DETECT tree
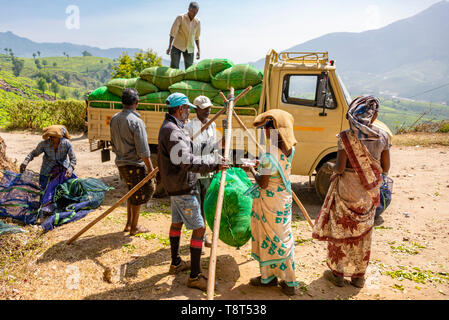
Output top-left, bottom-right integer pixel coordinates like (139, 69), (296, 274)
(34, 59), (42, 70)
(50, 80), (59, 99)
(37, 51), (41, 57)
(111, 49), (162, 79)
(63, 72), (71, 86)
(12, 58), (24, 76)
(73, 89), (81, 100)
(60, 88), (68, 100)
(82, 50), (92, 57)
(32, 53), (36, 60)
(36, 70), (51, 83)
(42, 60), (48, 70)
(37, 77), (47, 96)
(53, 62), (57, 67)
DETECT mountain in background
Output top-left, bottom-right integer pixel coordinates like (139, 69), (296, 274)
(0, 31), (177, 67)
(251, 1), (449, 104)
(0, 31), (143, 59)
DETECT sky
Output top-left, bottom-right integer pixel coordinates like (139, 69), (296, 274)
(0, 0), (444, 63)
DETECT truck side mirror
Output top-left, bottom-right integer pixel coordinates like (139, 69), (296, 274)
(317, 73), (328, 116)
(316, 77), (327, 108)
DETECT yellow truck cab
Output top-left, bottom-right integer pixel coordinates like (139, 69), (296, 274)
(87, 50), (391, 200)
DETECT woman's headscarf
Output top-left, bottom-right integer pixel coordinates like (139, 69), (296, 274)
(253, 109), (297, 151)
(42, 125), (71, 140)
(346, 95), (380, 141)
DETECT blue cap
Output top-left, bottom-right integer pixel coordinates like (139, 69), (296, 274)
(165, 92), (196, 109)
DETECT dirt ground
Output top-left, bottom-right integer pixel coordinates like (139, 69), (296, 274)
(1, 130), (449, 300)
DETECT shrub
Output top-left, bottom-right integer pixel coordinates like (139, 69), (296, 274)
(4, 99), (86, 131)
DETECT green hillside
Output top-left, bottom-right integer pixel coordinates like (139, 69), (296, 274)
(377, 98), (449, 132)
(0, 54), (116, 94)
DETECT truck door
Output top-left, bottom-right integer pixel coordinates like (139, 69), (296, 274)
(278, 72), (343, 175)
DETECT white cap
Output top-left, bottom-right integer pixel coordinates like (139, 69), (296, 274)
(193, 96), (213, 109)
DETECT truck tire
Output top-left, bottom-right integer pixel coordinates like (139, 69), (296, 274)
(314, 159), (336, 202)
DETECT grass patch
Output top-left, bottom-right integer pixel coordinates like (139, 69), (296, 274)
(374, 226), (393, 230)
(122, 243), (136, 254)
(393, 133), (449, 147)
(384, 266), (449, 284)
(390, 242), (426, 255)
(135, 232), (170, 247)
(295, 238), (313, 246)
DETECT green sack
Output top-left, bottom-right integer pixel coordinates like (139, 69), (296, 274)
(211, 64), (263, 90)
(213, 84), (262, 107)
(140, 66), (185, 90)
(169, 80), (219, 102)
(139, 91), (171, 104)
(204, 167), (253, 248)
(88, 86), (122, 109)
(184, 58), (234, 82)
(106, 78), (159, 97)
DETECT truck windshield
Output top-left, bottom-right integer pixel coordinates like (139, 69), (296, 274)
(337, 73), (352, 106)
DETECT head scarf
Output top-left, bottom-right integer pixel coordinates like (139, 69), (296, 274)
(253, 109), (297, 151)
(42, 125), (71, 140)
(346, 95), (380, 141)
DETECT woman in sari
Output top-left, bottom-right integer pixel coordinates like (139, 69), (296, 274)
(20, 125), (77, 213)
(312, 95), (390, 288)
(244, 109), (298, 296)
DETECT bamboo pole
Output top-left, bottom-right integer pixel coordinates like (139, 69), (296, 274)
(192, 107), (227, 140)
(207, 88), (235, 300)
(66, 167), (159, 245)
(231, 109), (314, 229)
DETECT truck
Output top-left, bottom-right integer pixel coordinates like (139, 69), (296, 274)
(86, 50), (392, 200)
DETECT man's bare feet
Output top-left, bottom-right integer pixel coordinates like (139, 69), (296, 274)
(124, 225), (131, 232)
(130, 226), (150, 236)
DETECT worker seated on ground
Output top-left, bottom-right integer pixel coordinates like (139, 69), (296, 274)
(20, 125), (77, 213)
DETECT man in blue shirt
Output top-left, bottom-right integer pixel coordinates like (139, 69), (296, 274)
(110, 88), (155, 236)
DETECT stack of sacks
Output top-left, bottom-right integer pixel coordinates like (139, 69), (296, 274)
(88, 58), (264, 111)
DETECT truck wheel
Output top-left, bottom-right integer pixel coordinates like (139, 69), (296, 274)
(314, 159), (336, 202)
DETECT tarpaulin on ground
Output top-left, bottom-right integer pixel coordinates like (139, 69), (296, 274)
(0, 221), (24, 235)
(41, 177), (113, 231)
(0, 171), (42, 224)
(0, 170), (113, 230)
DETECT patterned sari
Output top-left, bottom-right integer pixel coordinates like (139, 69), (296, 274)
(312, 130), (382, 278)
(246, 147), (298, 287)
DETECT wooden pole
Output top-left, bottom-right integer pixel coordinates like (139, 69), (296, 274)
(231, 110), (314, 229)
(192, 106), (227, 140)
(66, 167), (159, 245)
(207, 88), (235, 300)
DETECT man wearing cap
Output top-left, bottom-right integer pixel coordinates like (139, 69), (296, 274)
(158, 92), (227, 291)
(184, 96), (217, 248)
(167, 2), (201, 70)
(110, 88), (156, 236)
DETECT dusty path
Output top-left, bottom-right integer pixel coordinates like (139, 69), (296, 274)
(1, 130), (449, 300)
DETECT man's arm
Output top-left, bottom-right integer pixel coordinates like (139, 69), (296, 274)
(167, 16), (181, 54)
(195, 22), (201, 59)
(166, 129), (218, 175)
(133, 121), (151, 164)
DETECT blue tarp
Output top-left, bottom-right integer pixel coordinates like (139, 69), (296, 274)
(0, 170), (113, 231)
